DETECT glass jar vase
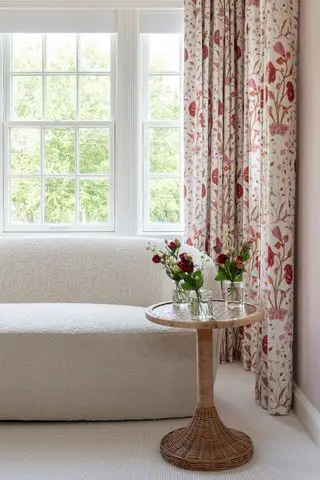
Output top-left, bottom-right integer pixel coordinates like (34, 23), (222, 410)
(172, 282), (189, 310)
(189, 289), (214, 320)
(222, 281), (244, 308)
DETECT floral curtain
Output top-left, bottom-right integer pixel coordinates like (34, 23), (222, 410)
(184, 0), (298, 414)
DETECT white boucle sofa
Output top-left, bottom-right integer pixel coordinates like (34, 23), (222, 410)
(0, 236), (219, 421)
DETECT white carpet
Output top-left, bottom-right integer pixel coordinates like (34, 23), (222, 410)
(0, 363), (319, 480)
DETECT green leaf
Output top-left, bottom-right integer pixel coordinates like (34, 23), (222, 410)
(234, 273), (243, 282)
(215, 270), (229, 281)
(189, 270), (202, 289)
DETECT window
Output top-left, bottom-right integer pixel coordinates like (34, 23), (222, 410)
(4, 33), (114, 230)
(141, 34), (183, 232)
(0, 8), (184, 235)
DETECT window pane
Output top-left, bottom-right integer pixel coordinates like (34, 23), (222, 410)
(45, 179), (75, 224)
(79, 128), (109, 174)
(12, 34), (42, 72)
(10, 128), (40, 175)
(79, 34), (110, 71)
(45, 128), (75, 174)
(149, 75), (180, 120)
(149, 127), (180, 174)
(46, 34), (76, 72)
(46, 76), (76, 120)
(12, 76), (42, 120)
(10, 178), (41, 224)
(149, 178), (180, 224)
(79, 179), (109, 224)
(79, 76), (110, 120)
(149, 34), (180, 73)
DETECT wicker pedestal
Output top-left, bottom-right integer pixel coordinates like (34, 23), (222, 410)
(146, 301), (262, 472)
(160, 406), (253, 470)
(160, 330), (253, 471)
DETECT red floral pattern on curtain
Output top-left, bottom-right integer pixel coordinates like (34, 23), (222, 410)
(184, 0), (298, 414)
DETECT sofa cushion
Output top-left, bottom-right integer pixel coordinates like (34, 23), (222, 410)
(0, 303), (197, 420)
(0, 303), (176, 334)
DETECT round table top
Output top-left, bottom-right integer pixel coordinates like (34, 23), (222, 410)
(145, 300), (263, 330)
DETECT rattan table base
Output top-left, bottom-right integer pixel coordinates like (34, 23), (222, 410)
(160, 404), (253, 471)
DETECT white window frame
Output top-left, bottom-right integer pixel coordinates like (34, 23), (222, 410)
(0, 6), (184, 236)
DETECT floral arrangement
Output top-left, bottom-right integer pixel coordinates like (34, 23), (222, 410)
(213, 234), (251, 283)
(147, 239), (206, 297)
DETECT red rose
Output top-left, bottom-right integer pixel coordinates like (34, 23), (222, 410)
(168, 241), (177, 251)
(184, 263), (194, 273)
(218, 99), (223, 116)
(177, 260), (194, 273)
(188, 101), (196, 117)
(284, 264), (293, 285)
(268, 245), (275, 267)
(243, 166), (249, 182)
(236, 45), (242, 59)
(267, 61), (276, 84)
(152, 254), (161, 264)
(262, 335), (268, 355)
(215, 253), (227, 265)
(236, 183), (243, 198)
(235, 255), (243, 270)
(286, 81), (294, 103)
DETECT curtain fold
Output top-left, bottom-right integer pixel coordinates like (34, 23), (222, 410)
(184, 0), (298, 414)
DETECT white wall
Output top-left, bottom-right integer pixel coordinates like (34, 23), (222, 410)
(296, 0), (320, 412)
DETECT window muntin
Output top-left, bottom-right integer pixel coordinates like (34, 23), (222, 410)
(141, 33), (184, 232)
(4, 33), (114, 230)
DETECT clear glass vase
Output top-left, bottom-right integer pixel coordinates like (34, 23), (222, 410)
(222, 281), (244, 308)
(189, 289), (214, 320)
(172, 282), (189, 310)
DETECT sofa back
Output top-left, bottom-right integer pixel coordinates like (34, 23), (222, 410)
(0, 236), (219, 307)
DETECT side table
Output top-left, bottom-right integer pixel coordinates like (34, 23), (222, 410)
(145, 300), (263, 471)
